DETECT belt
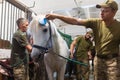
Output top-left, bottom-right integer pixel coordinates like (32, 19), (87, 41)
(96, 53), (118, 59)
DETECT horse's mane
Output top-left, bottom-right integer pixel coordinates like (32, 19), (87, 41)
(48, 21), (62, 54)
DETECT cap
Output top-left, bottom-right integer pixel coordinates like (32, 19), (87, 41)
(96, 0), (118, 10)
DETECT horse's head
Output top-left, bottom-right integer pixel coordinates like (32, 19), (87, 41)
(29, 14), (52, 46)
(29, 14), (57, 58)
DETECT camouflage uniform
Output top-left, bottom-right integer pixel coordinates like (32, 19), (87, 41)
(11, 29), (29, 80)
(84, 18), (120, 80)
(75, 36), (93, 80)
(94, 56), (120, 80)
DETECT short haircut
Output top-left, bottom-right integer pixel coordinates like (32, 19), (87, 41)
(16, 18), (28, 27)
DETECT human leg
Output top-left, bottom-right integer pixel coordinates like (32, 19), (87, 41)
(94, 56), (120, 80)
(13, 65), (26, 80)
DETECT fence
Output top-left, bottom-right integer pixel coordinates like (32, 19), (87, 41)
(0, 0), (33, 48)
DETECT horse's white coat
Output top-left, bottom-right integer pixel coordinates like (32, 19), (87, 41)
(29, 15), (69, 80)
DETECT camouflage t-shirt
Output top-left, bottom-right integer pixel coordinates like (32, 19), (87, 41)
(75, 36), (93, 59)
(84, 18), (120, 55)
(11, 29), (29, 65)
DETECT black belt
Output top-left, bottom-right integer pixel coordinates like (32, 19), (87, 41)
(96, 53), (118, 59)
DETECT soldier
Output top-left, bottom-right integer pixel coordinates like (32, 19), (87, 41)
(10, 18), (32, 80)
(46, 0), (120, 80)
(70, 32), (93, 80)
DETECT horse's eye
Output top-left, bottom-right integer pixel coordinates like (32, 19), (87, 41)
(43, 28), (48, 32)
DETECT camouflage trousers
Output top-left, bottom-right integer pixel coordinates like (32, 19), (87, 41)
(13, 64), (29, 80)
(75, 58), (90, 80)
(94, 56), (120, 80)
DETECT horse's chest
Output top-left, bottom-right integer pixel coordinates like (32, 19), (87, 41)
(44, 53), (65, 67)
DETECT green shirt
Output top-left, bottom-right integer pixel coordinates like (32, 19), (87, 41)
(75, 36), (93, 59)
(84, 18), (120, 55)
(11, 29), (29, 65)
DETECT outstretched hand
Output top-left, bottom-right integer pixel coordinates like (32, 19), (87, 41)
(45, 14), (58, 20)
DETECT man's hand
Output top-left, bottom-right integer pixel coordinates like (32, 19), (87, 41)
(70, 53), (74, 59)
(45, 14), (58, 20)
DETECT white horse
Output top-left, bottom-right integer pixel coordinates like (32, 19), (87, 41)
(29, 14), (69, 80)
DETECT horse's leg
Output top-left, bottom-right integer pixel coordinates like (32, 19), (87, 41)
(45, 65), (54, 80)
(44, 56), (54, 80)
(57, 64), (66, 80)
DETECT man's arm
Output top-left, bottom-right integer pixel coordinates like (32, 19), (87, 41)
(88, 50), (92, 60)
(70, 39), (77, 59)
(46, 14), (87, 25)
(26, 44), (32, 53)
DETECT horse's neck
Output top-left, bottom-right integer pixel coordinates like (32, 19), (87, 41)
(49, 21), (63, 54)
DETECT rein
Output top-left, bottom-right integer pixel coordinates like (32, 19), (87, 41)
(53, 53), (88, 67)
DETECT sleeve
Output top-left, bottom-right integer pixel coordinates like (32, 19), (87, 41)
(89, 41), (94, 50)
(83, 18), (99, 29)
(14, 33), (29, 47)
(76, 36), (82, 43)
(75, 36), (82, 48)
(19, 34), (29, 47)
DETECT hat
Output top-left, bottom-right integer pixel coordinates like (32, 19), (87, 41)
(96, 0), (118, 10)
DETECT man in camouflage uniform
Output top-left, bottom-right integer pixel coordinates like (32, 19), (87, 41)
(70, 32), (93, 80)
(10, 18), (32, 80)
(46, 0), (120, 80)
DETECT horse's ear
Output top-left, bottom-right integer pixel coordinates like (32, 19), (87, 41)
(31, 12), (37, 18)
